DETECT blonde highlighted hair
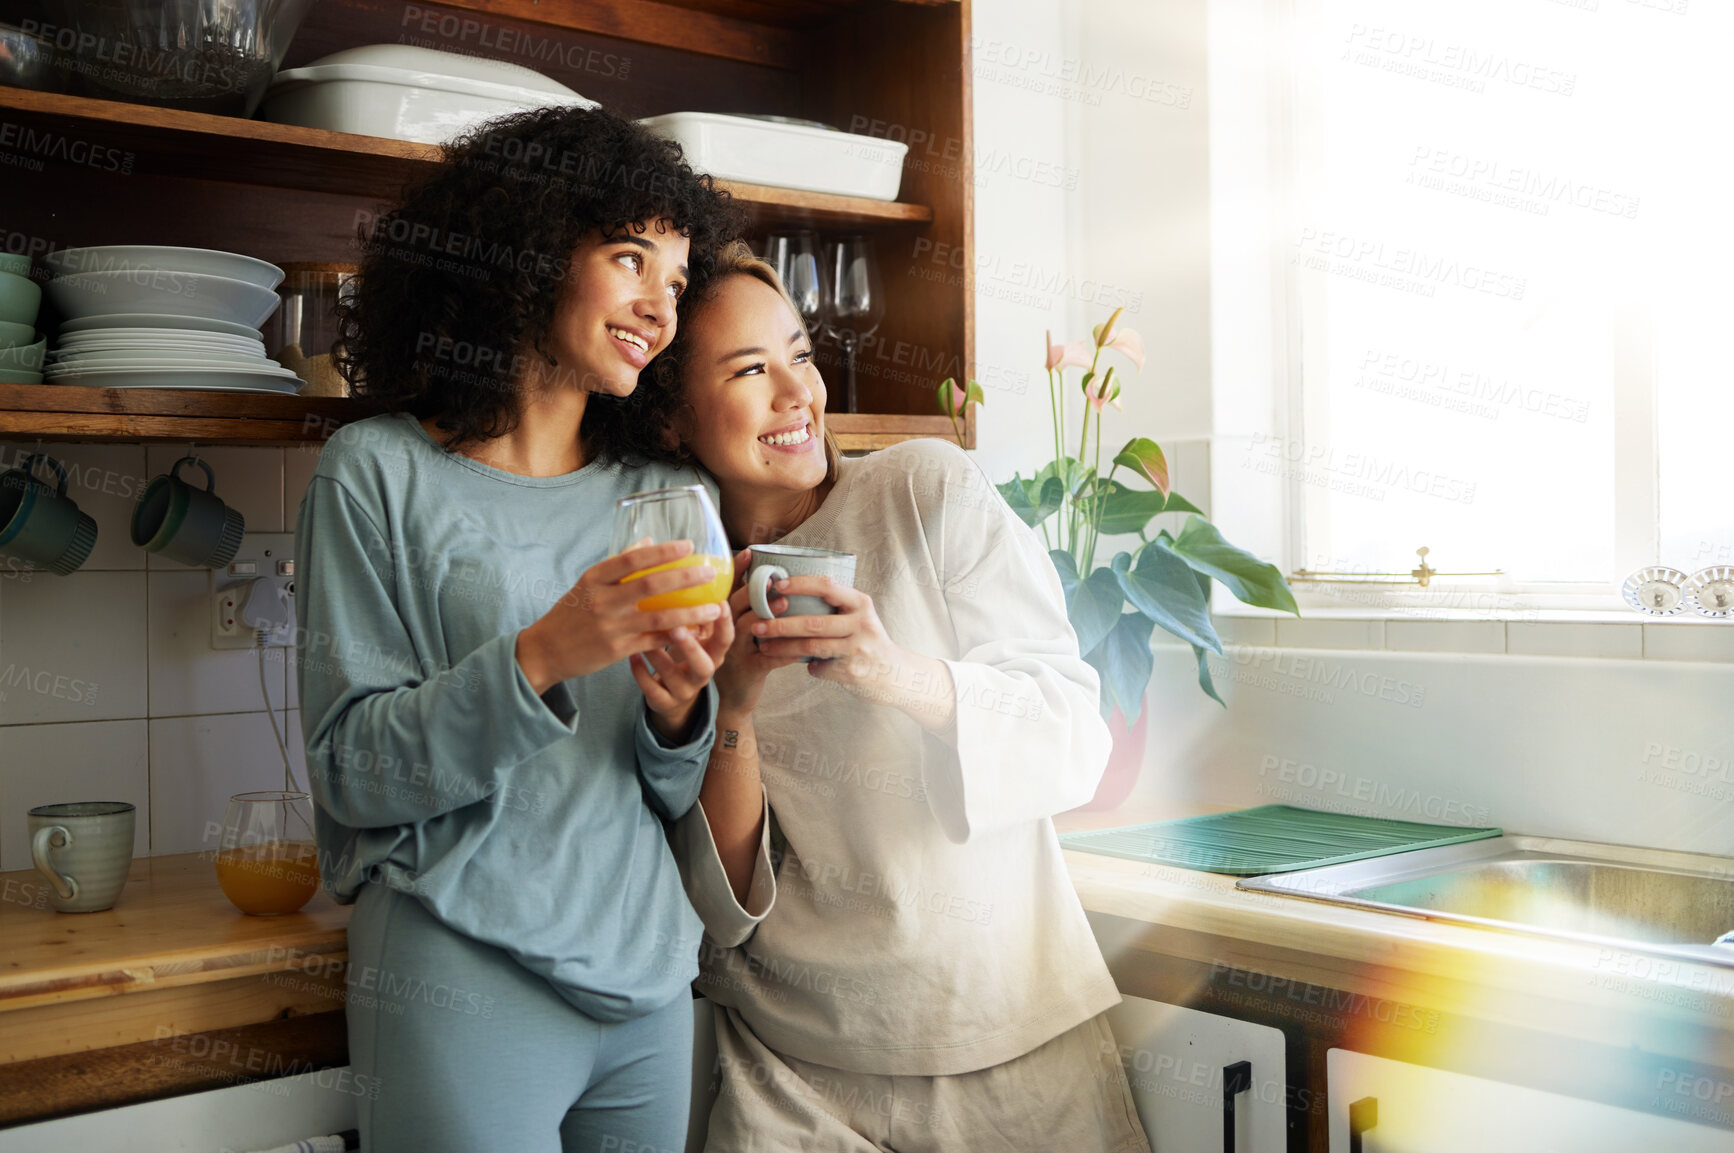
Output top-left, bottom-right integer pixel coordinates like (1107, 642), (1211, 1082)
(647, 239), (843, 483)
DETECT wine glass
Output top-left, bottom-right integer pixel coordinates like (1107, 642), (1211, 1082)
(611, 485), (732, 610)
(764, 232), (827, 335)
(213, 791), (319, 916)
(822, 236), (885, 413)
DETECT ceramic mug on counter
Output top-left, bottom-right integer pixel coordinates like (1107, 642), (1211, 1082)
(28, 802), (136, 913)
(131, 456), (245, 568)
(0, 454), (99, 576)
(746, 545), (857, 663)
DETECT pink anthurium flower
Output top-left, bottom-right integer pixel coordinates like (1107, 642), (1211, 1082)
(1105, 327), (1145, 372)
(1083, 366), (1122, 412)
(1046, 332), (1092, 372)
(943, 378), (966, 416)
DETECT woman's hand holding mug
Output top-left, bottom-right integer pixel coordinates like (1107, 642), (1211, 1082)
(748, 568), (958, 737)
(714, 548), (804, 715)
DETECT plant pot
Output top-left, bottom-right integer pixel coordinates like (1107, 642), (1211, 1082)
(1075, 706), (1147, 811)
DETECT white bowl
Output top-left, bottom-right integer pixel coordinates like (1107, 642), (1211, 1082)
(44, 247), (285, 291)
(45, 270), (280, 328)
(58, 314), (265, 339)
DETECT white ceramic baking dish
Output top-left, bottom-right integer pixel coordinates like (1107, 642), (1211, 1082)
(262, 44), (595, 145)
(637, 112), (907, 201)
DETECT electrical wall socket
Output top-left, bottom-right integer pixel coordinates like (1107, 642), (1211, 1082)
(211, 532), (297, 650)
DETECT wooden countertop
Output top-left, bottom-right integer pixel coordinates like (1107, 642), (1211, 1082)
(0, 853), (350, 1015)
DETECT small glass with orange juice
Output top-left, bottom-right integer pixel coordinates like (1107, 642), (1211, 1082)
(214, 791), (321, 916)
(612, 486), (733, 611)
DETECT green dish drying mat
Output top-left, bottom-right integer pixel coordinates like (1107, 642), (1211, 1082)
(1059, 805), (1502, 876)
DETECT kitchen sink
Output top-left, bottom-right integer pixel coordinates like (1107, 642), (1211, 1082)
(1237, 835), (1734, 966)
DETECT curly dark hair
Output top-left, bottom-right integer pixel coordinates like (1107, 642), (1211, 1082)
(335, 105), (742, 453)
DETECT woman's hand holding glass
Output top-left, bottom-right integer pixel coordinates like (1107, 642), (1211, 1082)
(515, 541), (731, 725)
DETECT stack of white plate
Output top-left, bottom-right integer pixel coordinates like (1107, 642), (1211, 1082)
(42, 246), (301, 394)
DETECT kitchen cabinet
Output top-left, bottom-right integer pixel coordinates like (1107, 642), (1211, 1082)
(0, 1067), (360, 1153)
(1326, 1048), (1734, 1153)
(1108, 995), (1287, 1153)
(3, 0), (973, 450)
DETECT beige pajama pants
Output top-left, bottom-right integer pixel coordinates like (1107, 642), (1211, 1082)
(700, 1005), (1153, 1153)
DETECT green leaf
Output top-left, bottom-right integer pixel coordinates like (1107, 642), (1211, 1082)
(1085, 610), (1158, 722)
(1162, 492), (1205, 516)
(965, 380), (986, 406)
(1036, 457), (1094, 498)
(1068, 566), (1125, 656)
(1191, 642), (1227, 707)
(1034, 476), (1064, 525)
(1049, 549), (1081, 600)
(1097, 481), (1168, 536)
(997, 475), (1064, 529)
(1168, 516), (1300, 615)
(997, 475), (1035, 524)
(1112, 544), (1222, 654)
(1113, 437), (1170, 497)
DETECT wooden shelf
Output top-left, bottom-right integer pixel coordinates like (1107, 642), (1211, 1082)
(0, 385), (956, 449)
(0, 384), (362, 445)
(0, 88), (931, 228)
(828, 412), (960, 452)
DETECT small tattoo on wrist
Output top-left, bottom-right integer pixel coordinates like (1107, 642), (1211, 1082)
(722, 729), (739, 749)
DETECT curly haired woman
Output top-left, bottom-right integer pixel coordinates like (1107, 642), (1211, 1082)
(294, 107), (741, 1152)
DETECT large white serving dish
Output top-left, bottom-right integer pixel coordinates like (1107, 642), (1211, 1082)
(262, 44), (597, 145)
(637, 112), (908, 201)
(43, 247), (284, 291)
(45, 270), (280, 328)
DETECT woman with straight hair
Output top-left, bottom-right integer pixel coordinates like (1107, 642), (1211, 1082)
(635, 242), (1151, 1152)
(296, 106), (741, 1152)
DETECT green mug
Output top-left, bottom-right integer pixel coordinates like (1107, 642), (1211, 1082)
(0, 454), (98, 575)
(131, 456), (246, 568)
(29, 802), (136, 913)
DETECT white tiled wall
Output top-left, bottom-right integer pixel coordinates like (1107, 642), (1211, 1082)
(0, 444), (316, 870)
(1134, 639), (1734, 857)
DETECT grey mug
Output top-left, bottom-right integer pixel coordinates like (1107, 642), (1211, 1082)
(0, 454), (98, 575)
(131, 456), (245, 568)
(29, 801), (136, 913)
(746, 545), (857, 663)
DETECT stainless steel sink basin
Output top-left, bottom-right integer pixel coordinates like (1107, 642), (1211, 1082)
(1237, 835), (1734, 965)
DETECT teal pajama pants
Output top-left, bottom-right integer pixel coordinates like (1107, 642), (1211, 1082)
(345, 882), (693, 1153)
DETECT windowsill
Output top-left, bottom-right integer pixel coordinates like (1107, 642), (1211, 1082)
(1191, 604), (1734, 663)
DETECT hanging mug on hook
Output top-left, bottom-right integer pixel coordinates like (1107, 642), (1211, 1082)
(131, 456), (245, 568)
(0, 453), (99, 575)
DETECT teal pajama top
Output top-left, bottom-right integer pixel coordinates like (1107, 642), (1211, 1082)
(294, 413), (717, 1023)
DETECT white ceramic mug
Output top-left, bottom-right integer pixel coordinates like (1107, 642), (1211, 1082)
(28, 802), (135, 913)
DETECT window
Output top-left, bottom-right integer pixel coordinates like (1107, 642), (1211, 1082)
(1217, 0), (1732, 612)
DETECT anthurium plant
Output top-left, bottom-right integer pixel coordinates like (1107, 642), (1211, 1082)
(939, 308), (1298, 720)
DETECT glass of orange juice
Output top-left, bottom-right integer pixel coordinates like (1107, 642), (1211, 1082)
(213, 791), (320, 916)
(612, 485), (733, 611)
